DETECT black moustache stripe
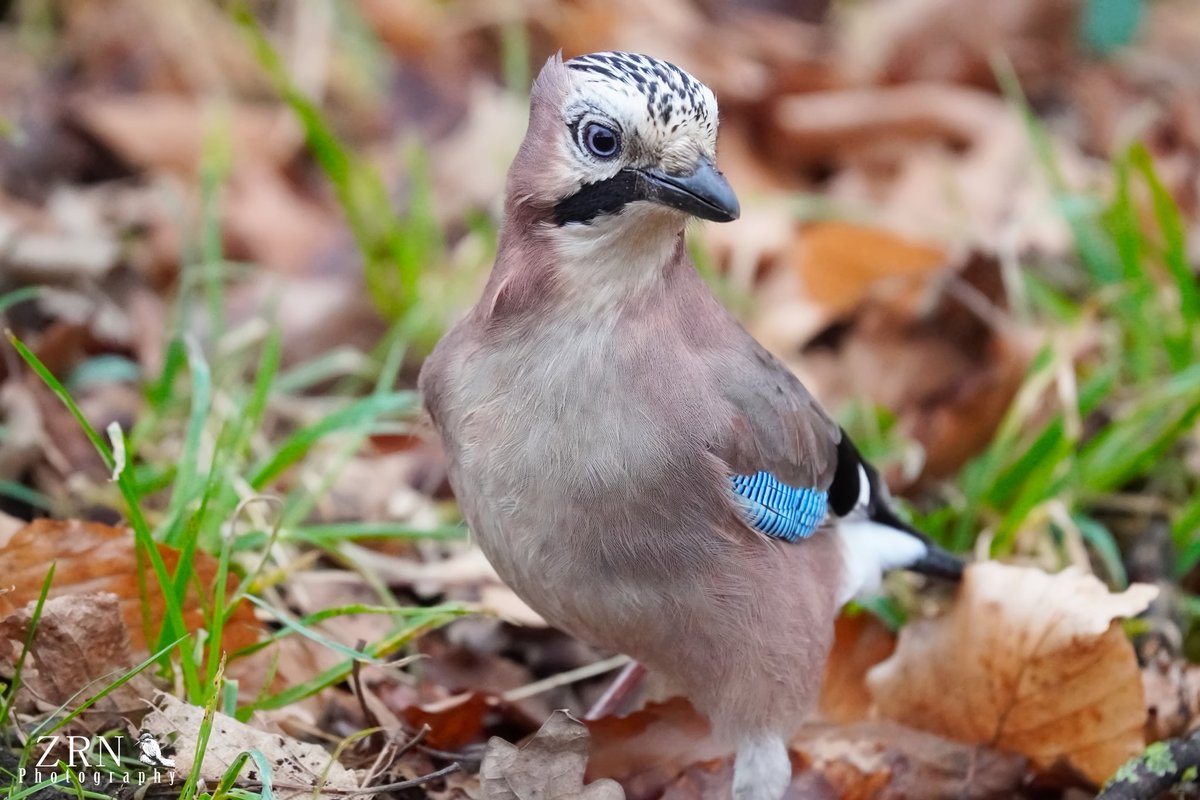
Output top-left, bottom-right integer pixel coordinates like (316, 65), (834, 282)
(553, 170), (643, 226)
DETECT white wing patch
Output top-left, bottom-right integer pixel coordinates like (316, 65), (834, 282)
(855, 463), (871, 508)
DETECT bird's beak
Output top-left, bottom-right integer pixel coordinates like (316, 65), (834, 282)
(632, 159), (740, 222)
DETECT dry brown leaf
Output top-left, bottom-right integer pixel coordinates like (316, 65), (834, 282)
(0, 519), (261, 657)
(224, 273), (386, 367)
(837, 0), (1080, 90)
(0, 510), (25, 544)
(771, 82), (1086, 257)
(221, 162), (338, 274)
(588, 698), (1024, 800)
(370, 546), (547, 627)
(771, 84), (1004, 163)
(586, 698), (725, 800)
(357, 0), (447, 59)
(403, 691), (493, 751)
(72, 95), (299, 176)
(792, 221), (947, 316)
(143, 693), (360, 799)
(793, 721), (1027, 800)
(661, 759), (835, 800)
(58, 0), (266, 94)
(1141, 644), (1200, 741)
(765, 253), (1033, 482)
(0, 592), (156, 717)
(482, 710), (625, 800)
(819, 612), (897, 725)
(867, 562), (1158, 784)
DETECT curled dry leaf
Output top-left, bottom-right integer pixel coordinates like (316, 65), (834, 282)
(482, 710), (625, 800)
(867, 562), (1159, 784)
(0, 592), (155, 717)
(837, 0), (1080, 90)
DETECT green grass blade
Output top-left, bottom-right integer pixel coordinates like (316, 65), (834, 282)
(179, 656), (225, 800)
(8, 333), (200, 697)
(1131, 144), (1198, 319)
(244, 595), (393, 665)
(0, 286), (40, 315)
(160, 337), (214, 545)
(0, 563), (54, 728)
(212, 750), (274, 800)
(247, 391), (415, 488)
(245, 608), (462, 712)
(233, 4), (424, 323)
(0, 479), (53, 511)
(290, 521), (467, 544)
(1073, 513), (1129, 588)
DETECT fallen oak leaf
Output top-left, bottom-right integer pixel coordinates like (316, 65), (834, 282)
(482, 710), (624, 800)
(867, 562), (1158, 784)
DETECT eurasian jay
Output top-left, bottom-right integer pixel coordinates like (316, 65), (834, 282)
(420, 51), (963, 800)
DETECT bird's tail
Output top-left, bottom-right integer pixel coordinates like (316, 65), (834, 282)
(868, 500), (964, 581)
(831, 429), (965, 594)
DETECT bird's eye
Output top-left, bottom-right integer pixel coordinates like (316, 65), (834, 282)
(581, 122), (620, 159)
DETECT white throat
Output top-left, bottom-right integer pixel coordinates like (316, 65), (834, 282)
(549, 205), (684, 312)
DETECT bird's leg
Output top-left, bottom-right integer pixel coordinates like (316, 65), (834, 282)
(584, 660), (646, 720)
(732, 735), (791, 800)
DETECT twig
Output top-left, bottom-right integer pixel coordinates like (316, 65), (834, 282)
(347, 763), (461, 795)
(230, 762), (461, 796)
(350, 642), (383, 737)
(1096, 732), (1200, 800)
(417, 741), (487, 764)
(502, 654), (630, 703)
(393, 724), (429, 760)
(585, 660), (646, 720)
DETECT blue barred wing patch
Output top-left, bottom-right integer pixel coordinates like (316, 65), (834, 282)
(730, 472), (828, 542)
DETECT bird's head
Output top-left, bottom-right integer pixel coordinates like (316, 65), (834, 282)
(507, 51), (739, 241)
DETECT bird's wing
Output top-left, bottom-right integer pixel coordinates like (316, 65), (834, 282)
(707, 335), (964, 581)
(713, 342), (842, 487)
(709, 339), (849, 541)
